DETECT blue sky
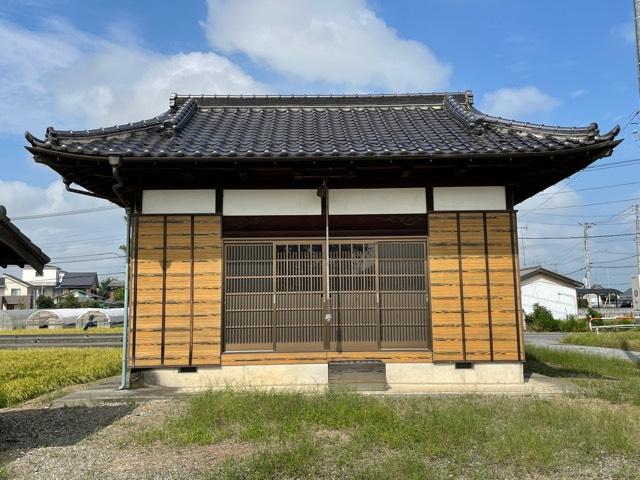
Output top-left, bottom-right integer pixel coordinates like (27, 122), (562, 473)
(0, 0), (639, 289)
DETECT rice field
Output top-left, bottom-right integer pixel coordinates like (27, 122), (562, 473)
(0, 348), (121, 408)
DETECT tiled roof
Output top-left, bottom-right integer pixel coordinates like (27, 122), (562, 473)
(520, 266), (583, 287)
(0, 206), (50, 272)
(25, 92), (620, 159)
(60, 272), (98, 288)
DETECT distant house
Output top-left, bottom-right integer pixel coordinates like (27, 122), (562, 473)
(0, 205), (50, 310)
(520, 266), (582, 319)
(60, 272), (99, 296)
(0, 274), (36, 310)
(106, 279), (124, 302)
(577, 285), (624, 308)
(22, 264), (63, 298)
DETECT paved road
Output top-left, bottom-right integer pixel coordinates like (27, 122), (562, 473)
(524, 332), (640, 363)
(0, 334), (121, 349)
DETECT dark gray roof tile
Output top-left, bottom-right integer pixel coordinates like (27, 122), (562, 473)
(26, 91), (620, 160)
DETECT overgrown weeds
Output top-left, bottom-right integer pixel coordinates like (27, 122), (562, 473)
(133, 356), (640, 479)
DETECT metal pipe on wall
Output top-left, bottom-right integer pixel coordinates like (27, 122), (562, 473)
(118, 208), (132, 390)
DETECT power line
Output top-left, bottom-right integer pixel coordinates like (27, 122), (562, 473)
(521, 232), (638, 240)
(11, 206), (119, 221)
(519, 211), (638, 218)
(520, 196), (640, 212)
(53, 255), (125, 265)
(49, 252), (123, 261)
(533, 180), (640, 197)
(585, 157), (640, 171)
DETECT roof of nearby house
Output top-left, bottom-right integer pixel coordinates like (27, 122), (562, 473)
(60, 272), (99, 288)
(577, 287), (624, 296)
(60, 272), (98, 288)
(1, 295), (31, 306)
(25, 91), (621, 206)
(108, 279), (125, 288)
(2, 273), (34, 288)
(0, 206), (50, 272)
(520, 266), (583, 288)
(54, 289), (102, 299)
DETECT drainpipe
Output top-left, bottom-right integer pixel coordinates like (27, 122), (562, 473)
(108, 155), (132, 390)
(109, 155), (128, 208)
(119, 208), (132, 390)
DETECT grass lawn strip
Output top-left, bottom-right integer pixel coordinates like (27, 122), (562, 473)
(561, 330), (640, 352)
(0, 347), (120, 407)
(131, 353), (640, 479)
(0, 327), (123, 335)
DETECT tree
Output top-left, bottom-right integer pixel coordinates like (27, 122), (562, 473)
(59, 294), (80, 309)
(114, 287), (125, 302)
(525, 303), (559, 332)
(36, 295), (55, 309)
(97, 278), (112, 299)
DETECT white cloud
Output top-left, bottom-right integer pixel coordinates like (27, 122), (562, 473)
(570, 89), (585, 99)
(0, 18), (266, 135)
(0, 179), (126, 277)
(479, 86), (560, 119)
(611, 21), (635, 44)
(203, 0), (451, 92)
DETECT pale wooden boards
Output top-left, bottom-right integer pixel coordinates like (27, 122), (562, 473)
(130, 215), (222, 367)
(429, 212), (522, 362)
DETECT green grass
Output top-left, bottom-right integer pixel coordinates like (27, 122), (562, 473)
(527, 345), (640, 406)
(0, 327), (123, 335)
(0, 348), (121, 408)
(562, 330), (640, 352)
(131, 349), (640, 478)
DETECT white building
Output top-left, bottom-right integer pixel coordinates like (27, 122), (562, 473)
(0, 274), (37, 309)
(520, 266), (582, 319)
(22, 265), (62, 298)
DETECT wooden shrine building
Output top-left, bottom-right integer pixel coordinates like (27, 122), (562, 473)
(26, 92), (620, 389)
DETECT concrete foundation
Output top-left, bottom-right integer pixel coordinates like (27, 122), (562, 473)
(139, 362), (524, 392)
(142, 364), (328, 391)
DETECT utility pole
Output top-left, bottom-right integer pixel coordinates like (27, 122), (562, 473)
(581, 223), (593, 288)
(635, 204), (640, 275)
(519, 225), (528, 267)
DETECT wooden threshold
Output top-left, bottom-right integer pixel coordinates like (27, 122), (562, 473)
(220, 350), (433, 366)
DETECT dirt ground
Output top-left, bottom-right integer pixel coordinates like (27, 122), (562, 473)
(0, 396), (252, 480)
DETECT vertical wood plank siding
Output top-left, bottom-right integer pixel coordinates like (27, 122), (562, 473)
(428, 211), (523, 362)
(130, 214), (222, 367)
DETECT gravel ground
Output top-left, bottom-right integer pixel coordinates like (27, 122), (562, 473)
(0, 399), (252, 480)
(1, 383), (639, 479)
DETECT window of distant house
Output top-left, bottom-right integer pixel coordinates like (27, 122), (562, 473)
(11, 288), (20, 295)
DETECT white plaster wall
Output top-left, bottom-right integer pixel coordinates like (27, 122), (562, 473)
(3, 276), (31, 296)
(433, 186), (506, 211)
(329, 188), (426, 215)
(224, 189), (321, 216)
(22, 266), (59, 286)
(521, 275), (578, 319)
(142, 189), (216, 214)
